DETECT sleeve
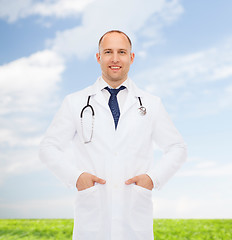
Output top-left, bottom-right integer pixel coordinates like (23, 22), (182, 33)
(146, 98), (187, 190)
(39, 95), (85, 188)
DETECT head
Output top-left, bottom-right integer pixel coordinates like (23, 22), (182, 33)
(96, 30), (135, 88)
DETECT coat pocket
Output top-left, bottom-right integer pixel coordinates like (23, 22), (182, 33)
(129, 184), (153, 231)
(74, 185), (101, 231)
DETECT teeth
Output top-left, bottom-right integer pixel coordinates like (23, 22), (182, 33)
(111, 66), (120, 69)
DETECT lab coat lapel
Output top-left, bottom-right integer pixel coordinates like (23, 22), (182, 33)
(120, 78), (144, 117)
(87, 78), (109, 111)
(93, 91), (109, 111)
(120, 90), (137, 117)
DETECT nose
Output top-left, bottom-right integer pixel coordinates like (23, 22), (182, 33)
(112, 52), (119, 63)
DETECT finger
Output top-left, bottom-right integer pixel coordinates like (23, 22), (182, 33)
(92, 175), (106, 184)
(125, 176), (138, 185)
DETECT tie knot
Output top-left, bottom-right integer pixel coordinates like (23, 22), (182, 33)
(105, 86), (126, 96)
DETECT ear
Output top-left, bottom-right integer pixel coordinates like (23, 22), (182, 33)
(96, 53), (101, 64)
(130, 52), (135, 64)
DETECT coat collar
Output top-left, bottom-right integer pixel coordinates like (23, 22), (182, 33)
(85, 77), (144, 115)
(86, 77), (144, 97)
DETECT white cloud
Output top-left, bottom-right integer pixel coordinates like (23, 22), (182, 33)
(0, 148), (43, 185)
(0, 50), (65, 184)
(0, 0), (184, 59)
(217, 84), (232, 110)
(0, 134), (77, 184)
(153, 195), (232, 218)
(225, 84), (232, 93)
(0, 49), (65, 114)
(0, 0), (95, 23)
(0, 195), (74, 218)
(0, 129), (41, 147)
(0, 0), (31, 23)
(132, 37), (232, 118)
(176, 158), (232, 177)
(50, 0), (183, 59)
(179, 163), (232, 177)
(32, 0), (95, 18)
(195, 161), (217, 169)
(135, 41), (232, 97)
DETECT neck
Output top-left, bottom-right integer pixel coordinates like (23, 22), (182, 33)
(102, 76), (127, 89)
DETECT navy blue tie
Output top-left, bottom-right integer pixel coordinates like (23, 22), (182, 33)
(105, 86), (126, 129)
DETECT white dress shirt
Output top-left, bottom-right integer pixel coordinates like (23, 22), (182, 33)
(98, 77), (129, 111)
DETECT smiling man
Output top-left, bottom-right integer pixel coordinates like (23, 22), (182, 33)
(39, 30), (187, 240)
(96, 31), (134, 87)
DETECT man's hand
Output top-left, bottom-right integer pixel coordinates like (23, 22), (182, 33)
(125, 174), (154, 190)
(76, 172), (106, 191)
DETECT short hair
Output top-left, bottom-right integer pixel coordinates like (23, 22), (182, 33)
(98, 30), (132, 51)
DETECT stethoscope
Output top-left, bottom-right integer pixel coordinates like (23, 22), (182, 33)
(80, 95), (146, 143)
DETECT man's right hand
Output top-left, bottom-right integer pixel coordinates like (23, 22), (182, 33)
(76, 172), (106, 191)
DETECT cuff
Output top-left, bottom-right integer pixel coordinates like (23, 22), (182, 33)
(146, 172), (161, 190)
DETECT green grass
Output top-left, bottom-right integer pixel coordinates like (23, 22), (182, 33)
(153, 219), (232, 240)
(0, 219), (231, 239)
(0, 219), (73, 240)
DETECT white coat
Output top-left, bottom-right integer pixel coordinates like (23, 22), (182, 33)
(39, 77), (187, 240)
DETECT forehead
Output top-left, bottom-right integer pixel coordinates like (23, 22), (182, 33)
(100, 32), (131, 50)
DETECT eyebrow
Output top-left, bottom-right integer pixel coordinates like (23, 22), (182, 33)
(103, 48), (128, 52)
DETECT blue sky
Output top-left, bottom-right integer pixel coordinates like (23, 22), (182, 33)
(0, 0), (232, 219)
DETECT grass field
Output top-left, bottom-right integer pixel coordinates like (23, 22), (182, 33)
(0, 219), (231, 239)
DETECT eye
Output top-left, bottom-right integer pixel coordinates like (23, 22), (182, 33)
(104, 50), (111, 54)
(120, 50), (126, 54)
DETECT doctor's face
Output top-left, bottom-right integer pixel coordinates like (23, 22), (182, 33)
(96, 32), (135, 88)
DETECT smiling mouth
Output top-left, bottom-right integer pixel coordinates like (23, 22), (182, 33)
(109, 66), (121, 70)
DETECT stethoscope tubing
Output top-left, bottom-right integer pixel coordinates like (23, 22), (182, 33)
(80, 96), (95, 118)
(80, 95), (146, 143)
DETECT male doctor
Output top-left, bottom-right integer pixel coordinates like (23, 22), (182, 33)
(39, 30), (187, 240)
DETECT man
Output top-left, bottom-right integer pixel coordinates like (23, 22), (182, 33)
(39, 30), (187, 240)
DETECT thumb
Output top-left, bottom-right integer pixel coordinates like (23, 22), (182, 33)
(92, 175), (106, 184)
(125, 176), (138, 185)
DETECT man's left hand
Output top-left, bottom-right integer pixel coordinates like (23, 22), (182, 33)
(125, 174), (154, 190)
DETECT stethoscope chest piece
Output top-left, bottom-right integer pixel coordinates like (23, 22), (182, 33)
(138, 106), (146, 116)
(138, 97), (146, 116)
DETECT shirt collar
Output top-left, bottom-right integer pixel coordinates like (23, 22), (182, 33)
(89, 76), (144, 97)
(99, 76), (129, 90)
